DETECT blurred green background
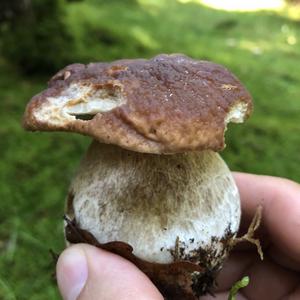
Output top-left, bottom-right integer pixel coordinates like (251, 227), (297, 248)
(0, 0), (299, 299)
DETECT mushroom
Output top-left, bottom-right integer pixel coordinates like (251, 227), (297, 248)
(23, 54), (253, 299)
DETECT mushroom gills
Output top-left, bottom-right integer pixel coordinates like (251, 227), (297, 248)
(68, 141), (241, 270)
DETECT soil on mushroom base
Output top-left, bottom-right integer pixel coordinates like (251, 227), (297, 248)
(64, 216), (235, 299)
(169, 226), (235, 297)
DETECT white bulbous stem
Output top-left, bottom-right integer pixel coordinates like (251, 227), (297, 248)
(67, 141), (241, 269)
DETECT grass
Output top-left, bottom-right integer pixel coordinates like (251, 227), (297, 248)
(0, 0), (300, 299)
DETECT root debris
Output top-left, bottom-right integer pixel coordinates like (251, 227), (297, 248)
(231, 205), (264, 260)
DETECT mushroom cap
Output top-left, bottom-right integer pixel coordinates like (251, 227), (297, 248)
(23, 54), (252, 154)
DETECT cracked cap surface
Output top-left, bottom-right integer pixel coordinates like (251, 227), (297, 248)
(23, 54), (253, 154)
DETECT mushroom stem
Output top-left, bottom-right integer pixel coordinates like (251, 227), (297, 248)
(68, 141), (241, 268)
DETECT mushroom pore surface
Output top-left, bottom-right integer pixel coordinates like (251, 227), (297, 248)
(67, 141), (240, 268)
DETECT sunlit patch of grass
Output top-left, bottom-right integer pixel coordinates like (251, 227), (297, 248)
(179, 0), (285, 11)
(280, 4), (300, 20)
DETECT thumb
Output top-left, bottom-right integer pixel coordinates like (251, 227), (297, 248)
(56, 244), (163, 300)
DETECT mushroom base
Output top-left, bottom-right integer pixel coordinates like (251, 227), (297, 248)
(65, 215), (235, 299)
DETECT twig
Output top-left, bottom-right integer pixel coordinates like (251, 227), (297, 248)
(231, 205), (264, 260)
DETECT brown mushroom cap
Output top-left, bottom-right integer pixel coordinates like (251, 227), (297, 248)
(23, 54), (252, 154)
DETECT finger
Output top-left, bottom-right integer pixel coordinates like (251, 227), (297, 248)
(233, 172), (300, 268)
(287, 285), (300, 300)
(268, 245), (300, 272)
(201, 291), (247, 300)
(240, 256), (299, 300)
(215, 251), (299, 299)
(215, 251), (256, 291)
(56, 244), (163, 300)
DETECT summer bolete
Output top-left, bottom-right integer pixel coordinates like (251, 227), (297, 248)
(23, 54), (253, 299)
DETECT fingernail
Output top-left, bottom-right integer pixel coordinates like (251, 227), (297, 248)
(57, 247), (88, 300)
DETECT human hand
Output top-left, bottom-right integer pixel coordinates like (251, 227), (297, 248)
(56, 173), (300, 300)
(201, 172), (300, 300)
